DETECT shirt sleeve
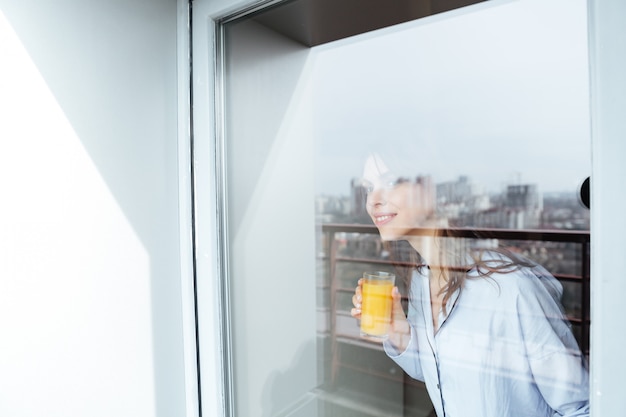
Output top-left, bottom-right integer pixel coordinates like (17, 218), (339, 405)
(383, 324), (425, 382)
(516, 268), (590, 416)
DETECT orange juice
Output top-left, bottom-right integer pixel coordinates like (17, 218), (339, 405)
(360, 272), (395, 338)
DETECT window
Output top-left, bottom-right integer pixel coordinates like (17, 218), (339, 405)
(216, 0), (590, 415)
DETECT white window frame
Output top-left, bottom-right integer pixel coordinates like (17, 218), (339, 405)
(182, 0), (626, 415)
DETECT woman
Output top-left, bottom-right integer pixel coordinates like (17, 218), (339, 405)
(351, 154), (589, 417)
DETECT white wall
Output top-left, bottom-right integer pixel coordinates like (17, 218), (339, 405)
(0, 1), (188, 416)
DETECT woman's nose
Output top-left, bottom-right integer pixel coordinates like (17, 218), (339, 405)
(367, 187), (387, 206)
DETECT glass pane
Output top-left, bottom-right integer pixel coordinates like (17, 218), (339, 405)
(221, 0), (590, 416)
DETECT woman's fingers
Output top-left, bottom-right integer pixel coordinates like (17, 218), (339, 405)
(351, 291), (361, 317)
(391, 286), (403, 316)
(351, 279), (363, 318)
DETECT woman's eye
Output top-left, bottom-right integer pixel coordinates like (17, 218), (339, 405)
(388, 177), (409, 188)
(360, 177), (409, 193)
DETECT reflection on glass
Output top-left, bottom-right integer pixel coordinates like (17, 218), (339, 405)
(222, 0), (591, 415)
(347, 153), (590, 416)
(313, 1), (590, 416)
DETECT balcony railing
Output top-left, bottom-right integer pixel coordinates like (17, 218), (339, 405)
(320, 223), (590, 391)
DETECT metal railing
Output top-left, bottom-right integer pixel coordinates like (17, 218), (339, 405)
(321, 223), (591, 363)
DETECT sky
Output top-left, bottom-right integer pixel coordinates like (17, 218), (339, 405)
(311, 0), (590, 196)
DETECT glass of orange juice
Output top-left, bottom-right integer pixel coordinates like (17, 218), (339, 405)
(360, 271), (395, 339)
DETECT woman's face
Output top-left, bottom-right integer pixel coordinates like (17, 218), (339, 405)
(362, 155), (434, 241)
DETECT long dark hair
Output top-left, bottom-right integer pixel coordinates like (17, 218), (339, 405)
(385, 232), (536, 313)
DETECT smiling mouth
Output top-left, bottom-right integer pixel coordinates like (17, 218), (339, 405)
(373, 214), (396, 225)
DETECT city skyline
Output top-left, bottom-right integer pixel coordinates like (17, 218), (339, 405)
(315, 172), (587, 198)
(316, 172), (589, 231)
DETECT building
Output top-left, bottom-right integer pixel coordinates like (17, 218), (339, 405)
(502, 183), (543, 229)
(436, 176), (491, 224)
(350, 177), (369, 220)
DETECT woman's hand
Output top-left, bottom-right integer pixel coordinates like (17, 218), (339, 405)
(350, 278), (364, 319)
(388, 286), (411, 352)
(351, 279), (411, 352)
